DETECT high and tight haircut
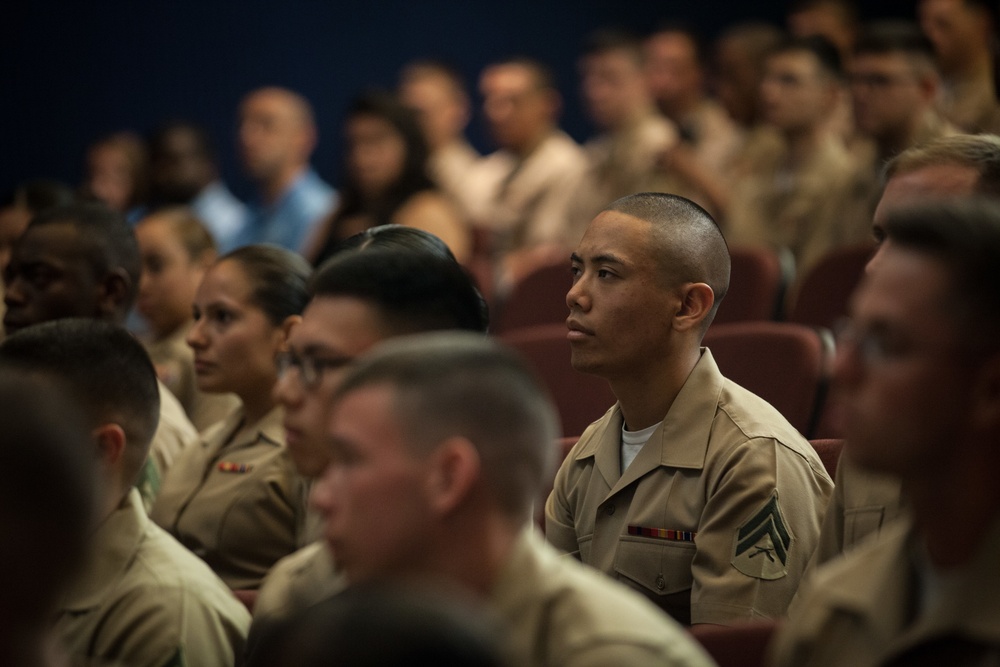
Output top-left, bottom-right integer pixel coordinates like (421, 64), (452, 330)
(788, 0), (859, 28)
(485, 56), (557, 92)
(604, 192), (731, 331)
(311, 248), (489, 334)
(147, 119), (218, 163)
(139, 206), (216, 260)
(0, 319), (160, 489)
(883, 134), (1000, 197)
(852, 20), (937, 71)
(770, 34), (844, 80)
(27, 201), (142, 311)
(583, 27), (645, 66)
(218, 244), (312, 326)
(0, 372), (97, 631)
(648, 21), (709, 67)
(0, 179), (75, 213)
(883, 198), (1000, 350)
(332, 332), (559, 521)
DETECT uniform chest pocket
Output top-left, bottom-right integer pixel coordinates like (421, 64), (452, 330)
(614, 537), (695, 596)
(843, 506), (886, 549)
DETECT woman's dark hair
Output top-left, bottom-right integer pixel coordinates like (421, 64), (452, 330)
(220, 244), (312, 325)
(315, 91), (436, 265)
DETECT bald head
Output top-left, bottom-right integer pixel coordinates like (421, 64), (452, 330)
(605, 193), (731, 325)
(239, 86), (318, 188)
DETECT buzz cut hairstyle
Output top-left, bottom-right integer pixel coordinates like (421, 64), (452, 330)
(647, 21), (708, 68)
(852, 20), (936, 72)
(603, 192), (731, 333)
(883, 198), (1000, 348)
(770, 34), (844, 80)
(331, 332), (559, 521)
(27, 202), (142, 312)
(583, 27), (644, 65)
(0, 319), (160, 488)
(485, 57), (556, 92)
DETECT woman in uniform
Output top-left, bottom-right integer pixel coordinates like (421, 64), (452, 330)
(150, 244), (311, 590)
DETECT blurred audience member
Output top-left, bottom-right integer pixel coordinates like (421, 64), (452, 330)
(0, 321), (250, 667)
(82, 131), (149, 224)
(713, 22), (786, 129)
(471, 58), (591, 291)
(236, 87), (336, 253)
(920, 0), (1000, 132)
(574, 29), (678, 220)
(0, 180), (74, 273)
(0, 373), (96, 667)
(147, 120), (248, 253)
(135, 207), (239, 431)
(787, 0), (859, 64)
(399, 60), (482, 222)
(306, 91), (470, 266)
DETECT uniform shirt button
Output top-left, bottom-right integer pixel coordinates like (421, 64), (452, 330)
(656, 575), (666, 590)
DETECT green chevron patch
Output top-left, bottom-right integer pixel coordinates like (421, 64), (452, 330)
(731, 490), (792, 580)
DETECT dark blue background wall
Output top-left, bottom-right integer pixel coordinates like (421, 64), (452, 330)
(3, 0), (914, 198)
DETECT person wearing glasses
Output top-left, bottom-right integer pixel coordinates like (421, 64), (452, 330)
(150, 244), (311, 591)
(249, 232), (487, 635)
(770, 198), (1000, 665)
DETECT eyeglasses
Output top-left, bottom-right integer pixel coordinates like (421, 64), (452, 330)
(275, 350), (353, 389)
(834, 318), (965, 367)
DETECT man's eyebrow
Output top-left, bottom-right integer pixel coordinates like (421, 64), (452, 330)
(571, 252), (626, 265)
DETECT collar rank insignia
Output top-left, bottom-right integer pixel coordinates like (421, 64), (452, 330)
(218, 461), (253, 473)
(731, 490), (792, 580)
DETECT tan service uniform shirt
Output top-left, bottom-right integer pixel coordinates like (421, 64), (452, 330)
(468, 130), (592, 253)
(428, 138), (482, 223)
(770, 516), (1000, 667)
(808, 454), (905, 570)
(55, 489), (251, 667)
(545, 349), (833, 625)
(144, 325), (240, 432)
(252, 541), (345, 625)
(491, 528), (715, 667)
(150, 406), (308, 590)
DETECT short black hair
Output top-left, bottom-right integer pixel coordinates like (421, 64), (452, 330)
(883, 198), (1000, 348)
(853, 20), (935, 62)
(583, 27), (644, 64)
(648, 21), (708, 67)
(27, 202), (141, 313)
(311, 249), (488, 335)
(771, 34), (844, 79)
(220, 244), (312, 326)
(0, 179), (75, 213)
(0, 319), (160, 489)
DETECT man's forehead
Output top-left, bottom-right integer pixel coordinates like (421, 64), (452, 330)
(17, 222), (84, 257)
(294, 296), (386, 351)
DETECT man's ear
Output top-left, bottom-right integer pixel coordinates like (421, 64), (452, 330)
(97, 269), (132, 321)
(971, 354), (1000, 432)
(673, 282), (715, 333)
(277, 315), (302, 349)
(425, 437), (481, 517)
(93, 423), (127, 470)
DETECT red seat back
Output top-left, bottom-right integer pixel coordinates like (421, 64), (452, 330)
(713, 245), (788, 325)
(787, 243), (873, 330)
(493, 258), (571, 334)
(688, 621), (779, 667)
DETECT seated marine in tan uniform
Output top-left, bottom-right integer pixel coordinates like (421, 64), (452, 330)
(0, 320), (250, 667)
(546, 193), (833, 625)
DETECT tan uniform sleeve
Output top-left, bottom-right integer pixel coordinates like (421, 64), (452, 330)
(544, 450), (585, 559)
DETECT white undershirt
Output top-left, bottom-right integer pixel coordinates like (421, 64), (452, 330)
(621, 421), (662, 473)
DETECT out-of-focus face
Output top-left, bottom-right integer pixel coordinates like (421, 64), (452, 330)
(3, 222), (103, 334)
(0, 205), (32, 273)
(150, 128), (214, 204)
(346, 114), (407, 199)
(311, 384), (435, 584)
(788, 6), (854, 58)
(86, 145), (134, 213)
(580, 48), (647, 130)
(566, 210), (681, 381)
(273, 296), (386, 478)
(643, 32), (702, 116)
(239, 89), (309, 183)
(399, 73), (468, 151)
(760, 50), (837, 133)
(713, 36), (762, 126)
(920, 0), (987, 71)
(135, 215), (207, 338)
(850, 53), (927, 139)
(833, 246), (974, 477)
(480, 64), (554, 153)
(186, 259), (285, 398)
(868, 162), (980, 272)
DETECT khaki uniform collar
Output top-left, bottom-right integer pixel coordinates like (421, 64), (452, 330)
(575, 349), (723, 494)
(209, 405), (285, 454)
(61, 489), (148, 613)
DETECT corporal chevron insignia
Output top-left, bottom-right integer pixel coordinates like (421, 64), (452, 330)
(731, 490), (792, 580)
